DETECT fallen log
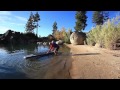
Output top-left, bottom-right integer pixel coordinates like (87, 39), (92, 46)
(24, 52), (54, 59)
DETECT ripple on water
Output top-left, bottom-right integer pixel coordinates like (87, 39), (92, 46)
(0, 44), (71, 79)
(21, 55), (53, 70)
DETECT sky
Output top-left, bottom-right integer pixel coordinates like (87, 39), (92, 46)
(0, 11), (119, 37)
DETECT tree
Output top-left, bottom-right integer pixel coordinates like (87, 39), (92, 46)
(74, 11), (88, 32)
(68, 29), (72, 34)
(25, 12), (35, 33)
(53, 27), (66, 40)
(92, 11), (109, 25)
(34, 12), (40, 37)
(25, 12), (40, 36)
(60, 27), (66, 39)
(52, 21), (58, 36)
(54, 30), (60, 40)
(63, 29), (72, 44)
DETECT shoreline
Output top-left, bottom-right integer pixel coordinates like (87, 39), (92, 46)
(65, 44), (120, 79)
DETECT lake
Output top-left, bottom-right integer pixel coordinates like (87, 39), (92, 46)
(0, 43), (72, 79)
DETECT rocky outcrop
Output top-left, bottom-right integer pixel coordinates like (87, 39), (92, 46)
(0, 30), (14, 43)
(70, 31), (86, 45)
(0, 30), (38, 44)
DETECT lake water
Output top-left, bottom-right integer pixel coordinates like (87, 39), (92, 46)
(0, 44), (71, 79)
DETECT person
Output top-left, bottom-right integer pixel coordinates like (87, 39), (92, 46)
(47, 40), (59, 55)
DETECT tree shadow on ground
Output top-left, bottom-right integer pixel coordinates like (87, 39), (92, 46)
(72, 53), (100, 56)
(58, 52), (100, 56)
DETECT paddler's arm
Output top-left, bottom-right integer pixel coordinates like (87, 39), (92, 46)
(47, 45), (54, 53)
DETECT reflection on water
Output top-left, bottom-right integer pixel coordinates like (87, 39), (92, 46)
(0, 44), (71, 79)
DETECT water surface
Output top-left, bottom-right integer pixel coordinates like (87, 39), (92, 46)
(0, 44), (71, 79)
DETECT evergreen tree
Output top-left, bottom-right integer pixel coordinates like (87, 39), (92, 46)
(74, 11), (88, 32)
(34, 11), (40, 37)
(25, 12), (35, 33)
(52, 21), (58, 36)
(92, 11), (109, 25)
(25, 12), (40, 35)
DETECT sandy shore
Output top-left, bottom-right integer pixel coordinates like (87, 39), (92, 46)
(66, 44), (120, 79)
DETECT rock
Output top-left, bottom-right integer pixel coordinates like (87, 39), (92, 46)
(70, 31), (86, 45)
(56, 40), (64, 45)
(37, 42), (42, 45)
(95, 43), (102, 48)
(91, 42), (96, 46)
(43, 42), (47, 45)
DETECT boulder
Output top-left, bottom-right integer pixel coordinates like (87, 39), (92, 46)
(95, 43), (102, 48)
(56, 40), (64, 45)
(70, 31), (86, 45)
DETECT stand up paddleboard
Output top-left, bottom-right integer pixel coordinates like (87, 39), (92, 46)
(24, 52), (54, 59)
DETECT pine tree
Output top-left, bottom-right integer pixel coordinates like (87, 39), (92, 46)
(52, 21), (58, 36)
(34, 11), (40, 37)
(74, 11), (88, 32)
(25, 12), (35, 33)
(25, 12), (40, 35)
(92, 11), (109, 25)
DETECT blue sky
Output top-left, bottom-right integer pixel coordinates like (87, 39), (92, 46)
(0, 11), (119, 37)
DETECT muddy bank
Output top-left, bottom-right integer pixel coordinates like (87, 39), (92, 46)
(65, 44), (120, 79)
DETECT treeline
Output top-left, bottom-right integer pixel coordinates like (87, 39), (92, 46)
(51, 11), (109, 41)
(54, 28), (72, 43)
(0, 11), (111, 45)
(23, 11), (110, 42)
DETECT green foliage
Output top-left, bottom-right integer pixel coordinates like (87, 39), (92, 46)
(74, 11), (88, 32)
(34, 12), (40, 22)
(54, 30), (60, 40)
(54, 27), (66, 40)
(86, 26), (101, 46)
(34, 12), (40, 37)
(24, 33), (38, 40)
(92, 11), (109, 25)
(25, 12), (35, 33)
(52, 21), (58, 36)
(53, 27), (72, 44)
(25, 12), (40, 35)
(63, 29), (72, 44)
(87, 15), (120, 49)
(53, 21), (57, 30)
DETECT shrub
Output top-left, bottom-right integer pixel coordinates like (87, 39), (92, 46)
(87, 15), (120, 49)
(63, 31), (71, 44)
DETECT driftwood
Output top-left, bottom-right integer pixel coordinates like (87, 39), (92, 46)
(24, 52), (54, 59)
